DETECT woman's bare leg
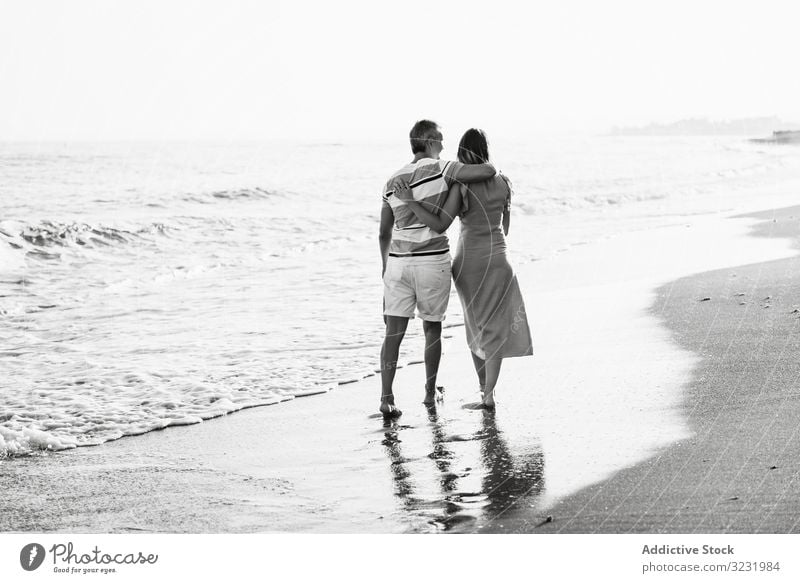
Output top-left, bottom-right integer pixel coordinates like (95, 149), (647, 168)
(470, 351), (487, 392)
(482, 358), (502, 408)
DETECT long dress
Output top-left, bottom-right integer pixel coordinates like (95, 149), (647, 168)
(452, 175), (533, 361)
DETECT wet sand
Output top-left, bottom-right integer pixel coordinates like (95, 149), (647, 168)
(2, 206), (798, 533)
(491, 206), (800, 533)
(0, 358), (547, 533)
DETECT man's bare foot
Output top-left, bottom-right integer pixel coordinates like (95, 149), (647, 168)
(423, 385), (444, 405)
(380, 401), (402, 418)
(422, 386), (436, 405)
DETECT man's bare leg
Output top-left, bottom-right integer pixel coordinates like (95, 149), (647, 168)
(380, 315), (409, 416)
(422, 320), (442, 404)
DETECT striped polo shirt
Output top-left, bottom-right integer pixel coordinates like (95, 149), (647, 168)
(382, 158), (463, 260)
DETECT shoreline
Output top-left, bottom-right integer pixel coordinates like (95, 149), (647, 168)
(2, 204), (799, 533)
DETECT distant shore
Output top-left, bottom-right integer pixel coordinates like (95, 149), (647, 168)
(609, 116), (800, 136)
(750, 130), (800, 144)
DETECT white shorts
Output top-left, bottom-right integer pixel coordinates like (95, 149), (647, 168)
(383, 255), (451, 321)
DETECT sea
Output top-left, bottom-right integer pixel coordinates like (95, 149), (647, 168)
(2, 135), (799, 456)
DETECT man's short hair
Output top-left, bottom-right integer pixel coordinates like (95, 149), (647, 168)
(409, 120), (441, 154)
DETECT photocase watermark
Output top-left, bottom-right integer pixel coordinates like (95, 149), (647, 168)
(510, 304), (527, 334)
(19, 541), (158, 575)
(20, 543), (46, 571)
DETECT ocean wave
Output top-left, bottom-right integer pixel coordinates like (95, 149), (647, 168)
(0, 219), (175, 256)
(514, 190), (669, 215)
(182, 187), (275, 204)
(0, 376), (336, 458)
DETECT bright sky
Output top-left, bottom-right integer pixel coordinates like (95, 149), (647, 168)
(1, 0), (798, 141)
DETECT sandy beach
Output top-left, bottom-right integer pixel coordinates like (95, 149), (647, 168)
(494, 205), (800, 533)
(2, 203), (800, 534)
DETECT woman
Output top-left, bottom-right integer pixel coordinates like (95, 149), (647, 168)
(394, 128), (533, 408)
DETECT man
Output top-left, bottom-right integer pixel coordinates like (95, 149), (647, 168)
(378, 120), (496, 418)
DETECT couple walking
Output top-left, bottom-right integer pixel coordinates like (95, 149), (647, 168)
(378, 120), (533, 418)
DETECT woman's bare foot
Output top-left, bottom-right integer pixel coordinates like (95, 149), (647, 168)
(463, 384), (494, 410)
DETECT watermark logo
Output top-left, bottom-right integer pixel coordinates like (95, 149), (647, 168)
(20, 543), (46, 571)
(510, 303), (527, 334)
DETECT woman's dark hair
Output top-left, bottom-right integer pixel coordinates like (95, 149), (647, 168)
(458, 128), (489, 164)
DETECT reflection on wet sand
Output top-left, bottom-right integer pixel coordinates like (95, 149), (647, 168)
(381, 405), (545, 532)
